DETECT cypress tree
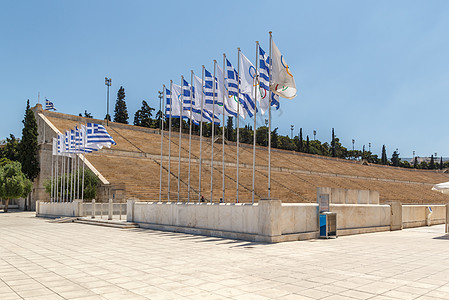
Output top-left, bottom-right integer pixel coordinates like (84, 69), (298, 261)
(297, 128), (303, 152)
(306, 135), (310, 153)
(18, 100), (40, 181)
(429, 155), (435, 170)
(381, 145), (387, 165)
(331, 128), (336, 157)
(440, 156), (443, 170)
(413, 157), (418, 168)
(226, 117), (234, 141)
(114, 86), (129, 124)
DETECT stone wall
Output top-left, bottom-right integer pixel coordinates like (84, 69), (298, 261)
(127, 199), (320, 243)
(402, 205), (446, 228)
(330, 204), (391, 235)
(317, 187), (379, 205)
(36, 200), (83, 218)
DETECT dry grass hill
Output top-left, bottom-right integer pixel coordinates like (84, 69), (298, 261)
(44, 111), (449, 204)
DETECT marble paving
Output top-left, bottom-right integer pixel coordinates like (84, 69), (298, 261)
(1, 211), (448, 299)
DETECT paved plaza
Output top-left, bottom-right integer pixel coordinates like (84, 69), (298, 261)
(1, 212), (449, 300)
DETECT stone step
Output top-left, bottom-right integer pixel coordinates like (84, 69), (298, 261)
(49, 217), (78, 223)
(74, 218), (139, 229)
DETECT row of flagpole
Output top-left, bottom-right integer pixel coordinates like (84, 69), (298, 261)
(158, 31), (296, 204)
(49, 122), (116, 203)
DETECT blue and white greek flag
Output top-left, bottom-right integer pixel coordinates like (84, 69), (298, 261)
(45, 99), (56, 111)
(204, 68), (223, 114)
(165, 86), (186, 119)
(226, 59), (239, 99)
(182, 78), (195, 119)
(165, 87), (172, 116)
(192, 74), (220, 125)
(216, 66), (238, 118)
(225, 59), (255, 118)
(85, 123), (116, 148)
(259, 46), (280, 110)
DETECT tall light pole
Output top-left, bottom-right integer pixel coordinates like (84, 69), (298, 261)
(158, 90), (163, 128)
(313, 130), (316, 140)
(290, 125), (294, 139)
(105, 77), (112, 126)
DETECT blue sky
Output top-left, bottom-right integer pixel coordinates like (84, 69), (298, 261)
(1, 0), (449, 158)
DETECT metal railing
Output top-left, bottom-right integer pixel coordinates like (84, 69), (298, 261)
(82, 199), (127, 220)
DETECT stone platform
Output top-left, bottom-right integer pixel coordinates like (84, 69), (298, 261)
(1, 211), (449, 299)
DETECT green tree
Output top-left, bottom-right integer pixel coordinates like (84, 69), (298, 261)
(256, 126), (268, 146)
(440, 156), (443, 170)
(271, 128), (279, 149)
(154, 110), (163, 129)
(134, 100), (154, 128)
(400, 160), (411, 168)
(391, 150), (400, 167)
(305, 135), (310, 153)
(309, 140), (330, 156)
(84, 110), (93, 118)
(0, 161), (32, 212)
(381, 145), (388, 165)
(240, 125), (253, 144)
(278, 135), (295, 151)
(1, 134), (19, 162)
(114, 86), (129, 124)
(44, 169), (99, 200)
(18, 100), (40, 181)
(331, 136), (347, 159)
(413, 157), (418, 168)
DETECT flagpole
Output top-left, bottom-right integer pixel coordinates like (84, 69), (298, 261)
(236, 48), (241, 203)
(70, 154), (73, 202)
(268, 31), (273, 199)
(62, 152), (65, 202)
(199, 66), (205, 203)
(55, 152), (58, 202)
(82, 124), (86, 201)
(67, 154), (71, 202)
(178, 76), (184, 204)
(77, 124), (80, 199)
(159, 84), (165, 202)
(168, 80), (173, 202)
(58, 138), (61, 202)
(50, 141), (54, 202)
(188, 72), (194, 203)
(69, 155), (73, 202)
(210, 60), (217, 204)
(252, 41), (259, 204)
(222, 54), (226, 202)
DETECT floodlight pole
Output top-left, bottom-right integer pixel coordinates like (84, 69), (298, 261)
(105, 77), (112, 126)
